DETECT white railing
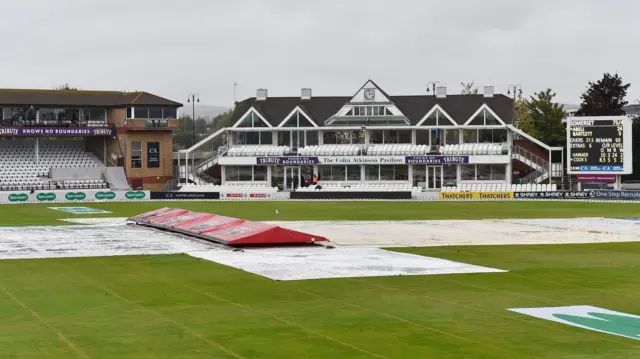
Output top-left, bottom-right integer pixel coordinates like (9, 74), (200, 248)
(512, 145), (565, 184)
(512, 145), (549, 171)
(178, 128), (229, 185)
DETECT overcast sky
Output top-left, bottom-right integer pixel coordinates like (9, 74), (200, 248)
(1, 0), (638, 107)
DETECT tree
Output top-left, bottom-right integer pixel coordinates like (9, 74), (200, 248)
(55, 83), (78, 90)
(512, 88), (532, 129)
(576, 73), (630, 116)
(195, 117), (208, 134)
(460, 82), (479, 95)
(519, 89), (566, 146)
(173, 111), (234, 150)
(210, 110), (234, 130)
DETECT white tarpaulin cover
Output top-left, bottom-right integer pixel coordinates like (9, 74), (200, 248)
(4, 216), (640, 280)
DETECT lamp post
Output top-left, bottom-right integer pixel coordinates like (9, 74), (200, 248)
(507, 84), (522, 127)
(187, 93), (200, 147)
(426, 81), (441, 94)
(233, 82), (238, 104)
(507, 84), (522, 99)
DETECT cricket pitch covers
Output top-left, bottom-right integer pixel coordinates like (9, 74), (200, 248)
(0, 217), (506, 280)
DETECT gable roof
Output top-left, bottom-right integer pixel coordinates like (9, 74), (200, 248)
(348, 79), (394, 104)
(230, 93), (514, 128)
(277, 106), (319, 127)
(0, 88), (182, 107)
(232, 107), (271, 128)
(416, 104), (457, 127)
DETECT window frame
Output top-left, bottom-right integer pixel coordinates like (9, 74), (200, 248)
(225, 166), (269, 182)
(130, 141), (143, 169)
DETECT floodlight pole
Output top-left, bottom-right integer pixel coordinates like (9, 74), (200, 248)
(507, 84), (522, 128)
(233, 82), (238, 104)
(426, 81), (441, 94)
(561, 147), (565, 190)
(187, 93), (200, 147)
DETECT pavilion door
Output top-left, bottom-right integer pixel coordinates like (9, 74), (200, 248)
(426, 166), (443, 189)
(284, 167), (300, 191)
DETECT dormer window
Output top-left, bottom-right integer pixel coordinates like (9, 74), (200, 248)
(345, 106), (394, 116)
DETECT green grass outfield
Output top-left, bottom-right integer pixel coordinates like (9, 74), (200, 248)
(1, 201), (640, 358)
(3, 200), (640, 225)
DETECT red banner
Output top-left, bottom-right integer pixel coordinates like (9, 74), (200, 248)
(225, 193), (244, 198)
(577, 174), (616, 183)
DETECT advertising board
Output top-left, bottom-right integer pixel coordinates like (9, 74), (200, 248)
(1, 190), (149, 203)
(588, 190), (640, 200)
(404, 156), (469, 164)
(513, 191), (590, 199)
(576, 174), (616, 183)
(147, 142), (160, 168)
(221, 192), (272, 200)
(225, 193), (245, 198)
(438, 192), (514, 200)
(253, 155), (470, 166)
(0, 127), (116, 136)
(149, 192), (220, 200)
(290, 191), (412, 200)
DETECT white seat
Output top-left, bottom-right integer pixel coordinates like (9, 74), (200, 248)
(0, 143), (105, 191)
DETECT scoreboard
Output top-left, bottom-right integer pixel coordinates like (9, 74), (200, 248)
(566, 116), (633, 175)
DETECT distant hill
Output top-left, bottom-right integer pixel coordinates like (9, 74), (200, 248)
(179, 105), (230, 123)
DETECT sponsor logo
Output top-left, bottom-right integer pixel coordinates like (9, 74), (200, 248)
(589, 190), (640, 200)
(95, 191), (116, 200)
(256, 156), (319, 165)
(405, 155), (470, 164)
(65, 192), (87, 201)
(36, 193), (56, 201)
(249, 193), (268, 198)
(439, 192), (514, 200)
(253, 156), (471, 165)
(509, 306), (640, 341)
(93, 128), (114, 135)
(48, 207), (111, 214)
(577, 174), (616, 183)
(8, 193), (28, 202)
(125, 191), (146, 200)
(0, 128), (19, 135)
(226, 193), (245, 198)
(514, 191), (590, 199)
(149, 192), (220, 200)
(0, 127), (116, 136)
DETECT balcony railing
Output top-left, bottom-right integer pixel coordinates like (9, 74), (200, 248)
(144, 119), (169, 128)
(325, 115), (410, 126)
(0, 119), (110, 128)
(120, 118), (177, 129)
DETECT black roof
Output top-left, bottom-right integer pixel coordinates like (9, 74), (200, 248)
(231, 92), (514, 127)
(0, 89), (182, 108)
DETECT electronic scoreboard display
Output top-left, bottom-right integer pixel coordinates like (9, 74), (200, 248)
(566, 116), (633, 175)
